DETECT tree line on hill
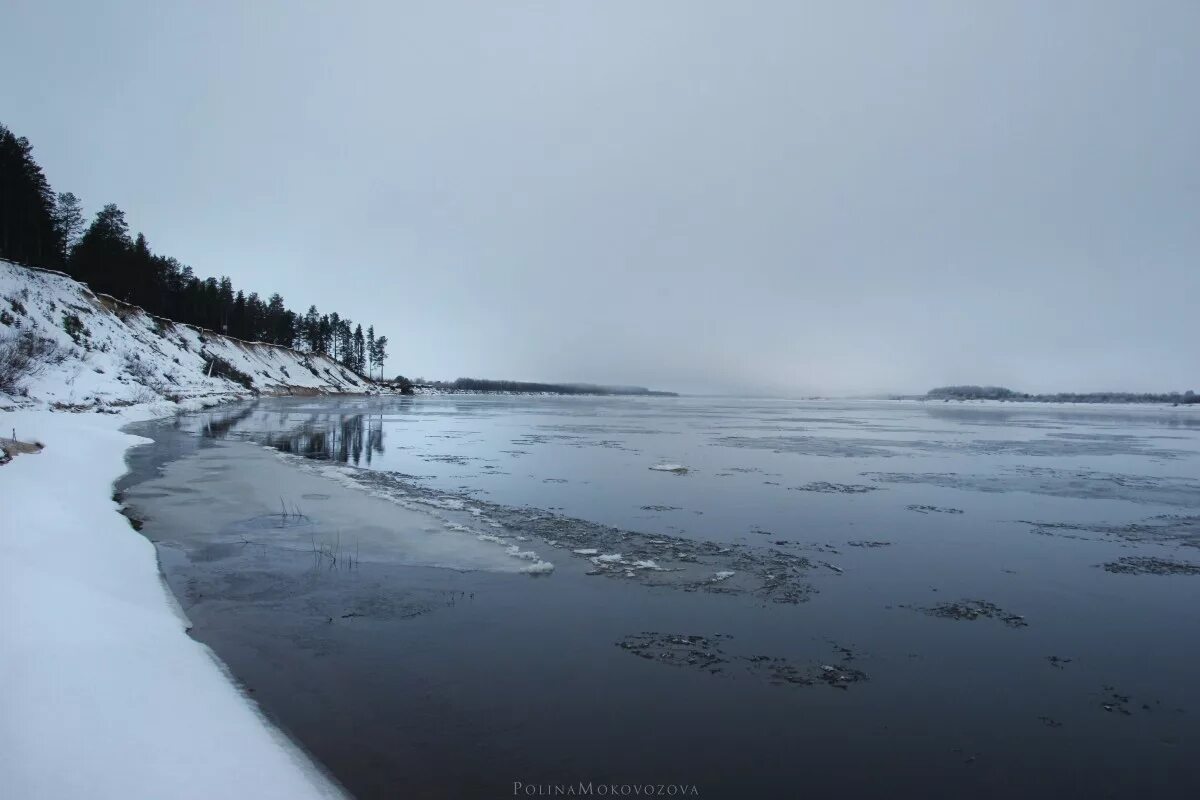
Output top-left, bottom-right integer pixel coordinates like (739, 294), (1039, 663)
(925, 385), (1199, 404)
(0, 123), (389, 378)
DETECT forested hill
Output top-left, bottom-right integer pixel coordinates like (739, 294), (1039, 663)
(923, 385), (1199, 404)
(0, 258), (378, 407)
(0, 122), (390, 379)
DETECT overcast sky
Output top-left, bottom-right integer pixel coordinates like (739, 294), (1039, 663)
(5, 1), (1198, 395)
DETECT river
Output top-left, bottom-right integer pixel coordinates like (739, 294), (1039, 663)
(118, 395), (1200, 799)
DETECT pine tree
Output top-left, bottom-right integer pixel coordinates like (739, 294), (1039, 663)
(303, 305), (321, 352)
(70, 204), (132, 296)
(338, 318), (353, 367)
(53, 192), (85, 257)
(371, 335), (388, 380)
(0, 125), (67, 268)
(318, 314), (331, 356)
(217, 277), (234, 332)
(328, 312), (341, 361)
(246, 292), (265, 340)
(353, 324), (365, 373)
(366, 326), (376, 375)
(230, 290), (247, 339)
(129, 232), (158, 308)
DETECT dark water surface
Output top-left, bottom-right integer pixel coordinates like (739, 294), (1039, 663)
(120, 396), (1200, 799)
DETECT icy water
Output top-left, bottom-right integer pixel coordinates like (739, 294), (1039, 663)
(120, 395), (1200, 799)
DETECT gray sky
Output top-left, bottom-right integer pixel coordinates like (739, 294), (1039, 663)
(5, 1), (1198, 395)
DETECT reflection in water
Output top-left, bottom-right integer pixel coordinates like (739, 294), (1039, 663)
(194, 401), (388, 466)
(263, 414), (384, 466)
(194, 403), (257, 438)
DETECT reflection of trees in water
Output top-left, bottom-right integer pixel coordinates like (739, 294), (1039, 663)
(365, 414), (384, 465)
(266, 413), (385, 465)
(196, 404), (258, 439)
(187, 401), (396, 465)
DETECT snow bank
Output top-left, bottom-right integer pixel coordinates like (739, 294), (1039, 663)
(0, 259), (376, 408)
(0, 408), (345, 799)
(0, 262), (401, 796)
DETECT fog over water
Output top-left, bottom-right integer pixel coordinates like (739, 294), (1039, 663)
(5, 1), (1198, 394)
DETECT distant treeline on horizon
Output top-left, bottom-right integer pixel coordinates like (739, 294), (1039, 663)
(417, 378), (677, 396)
(921, 385), (1199, 405)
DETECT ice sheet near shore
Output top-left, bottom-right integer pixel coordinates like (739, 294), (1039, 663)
(123, 438), (551, 574)
(0, 409), (346, 799)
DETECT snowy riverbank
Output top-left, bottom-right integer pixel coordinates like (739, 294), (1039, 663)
(0, 259), (379, 798)
(0, 403), (347, 799)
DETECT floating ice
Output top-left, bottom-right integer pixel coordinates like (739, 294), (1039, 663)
(420, 496), (465, 510)
(649, 463), (689, 473)
(573, 548), (599, 555)
(520, 560), (555, 575)
(632, 559), (663, 570)
(595, 553), (624, 563)
(505, 545), (541, 561)
(712, 570), (736, 581)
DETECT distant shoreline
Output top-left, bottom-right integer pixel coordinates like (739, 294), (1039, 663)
(412, 387), (679, 397)
(412, 379), (678, 397)
(892, 385), (1199, 406)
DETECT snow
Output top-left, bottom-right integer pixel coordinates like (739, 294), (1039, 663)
(0, 260), (377, 408)
(0, 407), (345, 799)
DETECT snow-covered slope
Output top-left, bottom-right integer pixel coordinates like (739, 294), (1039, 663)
(0, 259), (374, 407)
